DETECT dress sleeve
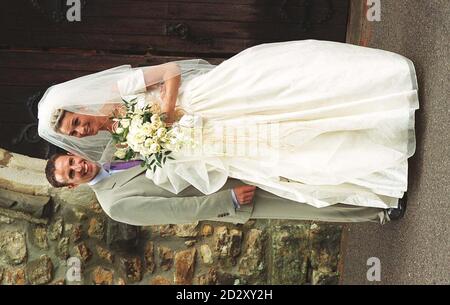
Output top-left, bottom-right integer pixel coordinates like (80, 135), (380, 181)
(117, 68), (147, 101)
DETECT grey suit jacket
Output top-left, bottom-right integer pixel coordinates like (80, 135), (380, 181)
(89, 166), (253, 226)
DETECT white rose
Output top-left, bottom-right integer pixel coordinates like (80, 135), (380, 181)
(134, 107), (145, 115)
(134, 143), (145, 152)
(132, 133), (146, 144)
(156, 127), (166, 138)
(114, 149), (127, 159)
(131, 117), (143, 128)
(144, 138), (153, 148)
(120, 119), (130, 128)
(149, 143), (160, 153)
(159, 134), (169, 143)
(115, 127), (124, 134)
(141, 122), (153, 135)
(150, 121), (162, 130)
(151, 114), (160, 124)
(140, 146), (152, 157)
(126, 133), (135, 147)
(128, 125), (140, 138)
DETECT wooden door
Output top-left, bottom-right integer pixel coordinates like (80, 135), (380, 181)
(0, 0), (349, 158)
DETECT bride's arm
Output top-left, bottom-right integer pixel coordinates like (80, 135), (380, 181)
(142, 63), (181, 124)
(141, 62), (181, 87)
(98, 102), (125, 116)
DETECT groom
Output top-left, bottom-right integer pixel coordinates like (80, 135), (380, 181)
(44, 153), (406, 226)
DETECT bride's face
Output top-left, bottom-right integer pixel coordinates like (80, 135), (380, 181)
(58, 111), (106, 138)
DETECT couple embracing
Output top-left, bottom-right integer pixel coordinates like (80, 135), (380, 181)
(38, 40), (419, 226)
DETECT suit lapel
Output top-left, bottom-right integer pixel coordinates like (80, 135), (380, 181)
(115, 165), (147, 187)
(91, 165), (147, 191)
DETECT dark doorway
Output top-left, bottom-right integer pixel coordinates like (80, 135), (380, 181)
(0, 0), (349, 158)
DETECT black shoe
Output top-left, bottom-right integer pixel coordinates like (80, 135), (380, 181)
(387, 194), (408, 221)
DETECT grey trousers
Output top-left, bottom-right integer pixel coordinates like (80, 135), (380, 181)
(249, 189), (387, 224)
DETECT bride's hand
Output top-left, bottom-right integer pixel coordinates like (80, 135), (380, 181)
(161, 104), (175, 126)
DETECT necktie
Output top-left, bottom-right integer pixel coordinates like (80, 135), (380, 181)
(103, 160), (143, 172)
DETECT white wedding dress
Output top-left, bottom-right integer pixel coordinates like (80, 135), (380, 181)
(121, 40), (419, 209)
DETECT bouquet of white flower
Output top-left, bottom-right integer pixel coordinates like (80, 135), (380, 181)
(111, 97), (188, 172)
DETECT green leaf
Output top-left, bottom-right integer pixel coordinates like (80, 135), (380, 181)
(127, 97), (137, 106)
(125, 149), (135, 160)
(143, 112), (151, 123)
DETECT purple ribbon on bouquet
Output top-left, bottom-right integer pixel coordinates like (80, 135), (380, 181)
(103, 160), (143, 172)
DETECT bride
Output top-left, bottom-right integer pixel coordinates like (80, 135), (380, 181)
(38, 40), (419, 209)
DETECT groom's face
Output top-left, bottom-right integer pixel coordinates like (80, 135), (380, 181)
(53, 154), (100, 188)
(58, 111), (104, 138)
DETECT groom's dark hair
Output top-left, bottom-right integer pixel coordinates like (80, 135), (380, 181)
(45, 153), (68, 188)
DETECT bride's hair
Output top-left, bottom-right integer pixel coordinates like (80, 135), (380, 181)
(49, 108), (67, 132)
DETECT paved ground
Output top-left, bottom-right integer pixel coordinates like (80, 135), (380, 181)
(341, 0), (450, 284)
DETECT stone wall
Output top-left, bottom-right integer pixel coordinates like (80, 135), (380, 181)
(0, 197), (343, 285)
(0, 148), (343, 285)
